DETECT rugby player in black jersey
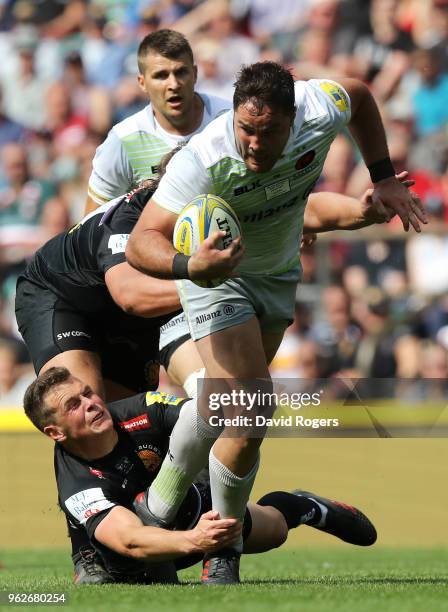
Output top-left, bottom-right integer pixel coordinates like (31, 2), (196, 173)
(23, 367), (377, 584)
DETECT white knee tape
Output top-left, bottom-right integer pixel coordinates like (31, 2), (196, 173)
(183, 367), (205, 398)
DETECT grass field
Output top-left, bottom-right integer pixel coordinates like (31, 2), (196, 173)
(2, 435), (448, 611)
(1, 548), (447, 612)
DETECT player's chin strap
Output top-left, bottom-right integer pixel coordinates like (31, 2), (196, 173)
(183, 367), (206, 398)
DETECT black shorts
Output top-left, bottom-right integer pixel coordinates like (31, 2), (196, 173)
(15, 278), (161, 392)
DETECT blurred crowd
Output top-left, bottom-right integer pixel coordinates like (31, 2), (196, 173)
(0, 0), (447, 405)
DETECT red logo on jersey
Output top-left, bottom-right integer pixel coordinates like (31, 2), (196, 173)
(295, 150), (316, 171)
(118, 414), (151, 431)
(89, 468), (104, 479)
(84, 508), (101, 519)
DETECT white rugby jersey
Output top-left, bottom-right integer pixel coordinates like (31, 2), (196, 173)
(153, 79), (351, 276)
(88, 93), (230, 205)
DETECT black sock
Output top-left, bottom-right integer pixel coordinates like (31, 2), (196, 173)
(257, 491), (322, 529)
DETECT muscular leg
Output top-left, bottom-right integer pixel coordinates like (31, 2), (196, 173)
(243, 503), (288, 553)
(166, 338), (204, 393)
(195, 318), (284, 474)
(145, 319), (285, 555)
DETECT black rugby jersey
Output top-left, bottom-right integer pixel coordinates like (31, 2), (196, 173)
(21, 186), (154, 314)
(55, 390), (187, 538)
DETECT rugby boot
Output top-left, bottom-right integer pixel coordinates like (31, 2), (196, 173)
(201, 548), (241, 585)
(292, 490), (377, 546)
(73, 546), (114, 585)
(133, 490), (170, 528)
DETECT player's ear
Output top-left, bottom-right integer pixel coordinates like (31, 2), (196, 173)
(137, 73), (147, 94)
(193, 63), (198, 84)
(43, 424), (66, 442)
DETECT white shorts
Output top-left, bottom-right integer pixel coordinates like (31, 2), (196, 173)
(159, 311), (191, 351)
(176, 269), (300, 341)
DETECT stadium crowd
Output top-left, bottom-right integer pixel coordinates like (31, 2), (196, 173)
(0, 0), (447, 406)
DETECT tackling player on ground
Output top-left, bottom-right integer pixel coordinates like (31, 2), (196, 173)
(23, 367), (377, 584)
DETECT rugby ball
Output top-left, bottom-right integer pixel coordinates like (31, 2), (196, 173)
(173, 194), (242, 288)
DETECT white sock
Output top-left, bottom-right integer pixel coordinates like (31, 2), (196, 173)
(208, 449), (260, 553)
(146, 398), (219, 523)
(183, 367), (205, 397)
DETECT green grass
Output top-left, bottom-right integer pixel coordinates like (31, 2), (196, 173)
(1, 548), (447, 612)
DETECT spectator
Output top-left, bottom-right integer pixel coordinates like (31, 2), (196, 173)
(412, 47), (448, 138)
(0, 339), (33, 407)
(61, 51), (112, 136)
(0, 142), (57, 264)
(1, 24), (50, 130)
(0, 85), (26, 147)
(352, 287), (398, 379)
(310, 285), (361, 377)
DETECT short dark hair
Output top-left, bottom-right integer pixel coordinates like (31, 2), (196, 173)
(137, 29), (194, 74)
(233, 62), (296, 116)
(23, 367), (71, 432)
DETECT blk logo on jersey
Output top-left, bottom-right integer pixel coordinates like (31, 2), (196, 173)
(295, 150), (316, 171)
(115, 456), (133, 475)
(118, 413), (151, 432)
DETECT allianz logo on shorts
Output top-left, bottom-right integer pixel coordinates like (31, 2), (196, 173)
(196, 304), (235, 325)
(57, 330), (91, 341)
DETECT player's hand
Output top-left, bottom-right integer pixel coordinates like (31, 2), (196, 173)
(188, 232), (245, 280)
(185, 510), (242, 553)
(362, 172), (425, 226)
(370, 173), (427, 232)
(301, 233), (317, 249)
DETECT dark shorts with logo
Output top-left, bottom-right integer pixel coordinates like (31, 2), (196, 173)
(15, 278), (161, 392)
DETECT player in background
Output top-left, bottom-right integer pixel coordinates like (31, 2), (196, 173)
(85, 29), (230, 214)
(23, 367), (377, 584)
(126, 61), (427, 583)
(84, 28), (230, 394)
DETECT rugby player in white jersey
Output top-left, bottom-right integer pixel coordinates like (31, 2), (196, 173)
(84, 29), (231, 395)
(126, 61), (427, 584)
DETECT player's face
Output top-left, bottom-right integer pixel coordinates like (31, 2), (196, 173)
(234, 101), (294, 173)
(138, 51), (197, 128)
(46, 378), (113, 442)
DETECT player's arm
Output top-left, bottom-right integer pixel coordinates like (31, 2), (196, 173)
(94, 505), (241, 561)
(339, 77), (427, 232)
(105, 262), (181, 317)
(85, 131), (134, 216)
(126, 199), (243, 282)
(126, 199), (181, 279)
(304, 172), (422, 232)
(304, 191), (381, 232)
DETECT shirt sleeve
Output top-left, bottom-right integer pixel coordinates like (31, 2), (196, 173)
(152, 146), (211, 214)
(306, 79), (352, 130)
(88, 130), (134, 205)
(96, 200), (141, 273)
(63, 484), (116, 538)
(143, 391), (188, 434)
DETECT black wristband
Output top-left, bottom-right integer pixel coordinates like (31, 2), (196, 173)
(172, 252), (191, 279)
(367, 157), (395, 183)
